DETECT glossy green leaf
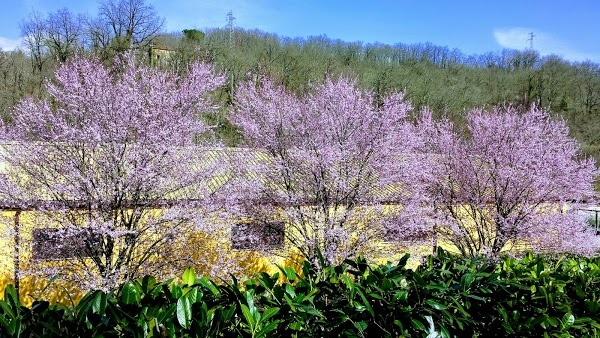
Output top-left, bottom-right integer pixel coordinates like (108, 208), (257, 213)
(284, 267), (297, 281)
(261, 307), (280, 322)
(176, 297), (192, 329)
(426, 299), (447, 311)
(7, 317), (21, 336)
(353, 320), (368, 331)
(0, 300), (15, 319)
(91, 291), (107, 315)
(4, 285), (20, 309)
(411, 318), (426, 331)
(182, 267), (196, 287)
(562, 313), (575, 329)
(240, 304), (255, 328)
(170, 284), (183, 299)
(121, 281), (142, 305)
(258, 321), (280, 337)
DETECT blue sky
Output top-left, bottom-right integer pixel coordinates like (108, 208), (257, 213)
(1, 0), (599, 62)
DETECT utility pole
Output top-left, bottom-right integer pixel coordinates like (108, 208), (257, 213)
(527, 32), (535, 49)
(226, 11), (236, 106)
(226, 11), (235, 49)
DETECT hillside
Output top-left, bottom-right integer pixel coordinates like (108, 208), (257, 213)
(1, 27), (599, 158)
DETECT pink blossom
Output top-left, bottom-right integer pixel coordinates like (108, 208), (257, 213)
(0, 53), (231, 290)
(421, 105), (599, 257)
(230, 76), (431, 265)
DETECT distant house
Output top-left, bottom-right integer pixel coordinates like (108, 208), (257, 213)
(148, 44), (175, 67)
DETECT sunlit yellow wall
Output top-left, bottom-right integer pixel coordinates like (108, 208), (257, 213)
(0, 209), (311, 306)
(0, 211), (88, 306)
(0, 205), (443, 306)
(1, 203), (561, 306)
(432, 204), (571, 255)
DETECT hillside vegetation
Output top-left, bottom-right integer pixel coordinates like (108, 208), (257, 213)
(1, 19), (599, 156)
(0, 0), (600, 159)
(169, 28), (600, 157)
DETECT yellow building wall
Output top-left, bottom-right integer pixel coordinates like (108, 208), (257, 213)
(0, 211), (88, 306)
(0, 210), (310, 306)
(0, 204), (550, 306)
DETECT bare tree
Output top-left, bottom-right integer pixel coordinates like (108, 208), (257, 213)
(97, 0), (165, 53)
(20, 10), (49, 74)
(575, 61), (600, 116)
(46, 8), (83, 62)
(85, 15), (113, 60)
(0, 50), (31, 120)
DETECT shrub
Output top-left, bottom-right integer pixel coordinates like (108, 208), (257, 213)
(1, 249), (599, 337)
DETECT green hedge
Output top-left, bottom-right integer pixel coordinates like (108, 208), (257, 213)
(1, 248), (599, 337)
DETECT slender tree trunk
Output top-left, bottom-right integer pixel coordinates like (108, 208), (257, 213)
(13, 210), (21, 296)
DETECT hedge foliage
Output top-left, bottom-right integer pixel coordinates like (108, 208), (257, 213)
(1, 248), (599, 337)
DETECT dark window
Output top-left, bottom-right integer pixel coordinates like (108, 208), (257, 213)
(32, 228), (102, 260)
(231, 221), (284, 250)
(383, 226), (431, 243)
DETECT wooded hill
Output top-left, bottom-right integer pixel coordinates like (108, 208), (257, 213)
(1, 26), (599, 158)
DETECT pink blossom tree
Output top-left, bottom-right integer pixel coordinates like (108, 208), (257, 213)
(230, 76), (431, 266)
(420, 106), (599, 257)
(0, 53), (230, 290)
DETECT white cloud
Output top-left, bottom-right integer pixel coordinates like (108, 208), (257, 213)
(493, 27), (599, 62)
(494, 27), (536, 50)
(0, 36), (22, 51)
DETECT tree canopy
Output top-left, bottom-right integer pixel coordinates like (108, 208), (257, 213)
(0, 53), (228, 289)
(420, 105), (599, 257)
